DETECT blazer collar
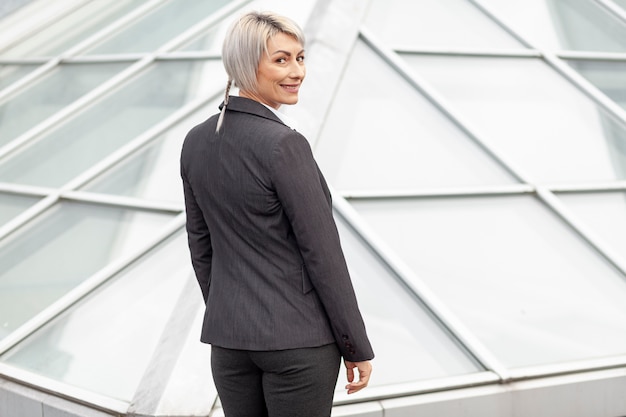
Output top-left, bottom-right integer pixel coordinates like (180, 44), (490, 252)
(220, 96), (285, 126)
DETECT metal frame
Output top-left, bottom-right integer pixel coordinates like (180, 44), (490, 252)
(594, 0), (626, 24)
(0, 362), (129, 415)
(344, 0), (626, 388)
(3, 0), (626, 415)
(333, 195), (512, 382)
(339, 185), (535, 200)
(0, 216), (187, 414)
(332, 370), (500, 406)
(390, 47), (540, 58)
(359, 27), (532, 185)
(0, 0), (168, 103)
(0, 0), (90, 54)
(0, 213), (186, 356)
(0, 1), (253, 413)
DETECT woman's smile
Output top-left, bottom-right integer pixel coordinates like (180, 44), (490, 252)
(240, 32), (306, 109)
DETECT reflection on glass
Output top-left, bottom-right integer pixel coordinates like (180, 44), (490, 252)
(479, 0), (626, 52)
(178, 25), (222, 53)
(81, 100), (221, 203)
(178, 0), (316, 52)
(153, 306), (215, 416)
(0, 0), (147, 58)
(363, 0), (524, 49)
(335, 215), (480, 387)
(0, 60), (223, 187)
(315, 41), (516, 192)
(0, 231), (193, 402)
(611, 0), (626, 10)
(84, 0), (232, 55)
(0, 62), (129, 147)
(0, 0), (32, 20)
(0, 201), (174, 341)
(566, 60), (626, 179)
(352, 196), (626, 368)
(567, 59), (626, 111)
(0, 64), (38, 91)
(401, 54), (626, 183)
(559, 191), (626, 262)
(0, 192), (39, 226)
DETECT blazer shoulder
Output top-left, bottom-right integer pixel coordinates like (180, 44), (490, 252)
(268, 129), (317, 183)
(186, 114), (218, 141)
(182, 114), (218, 152)
(272, 127), (312, 152)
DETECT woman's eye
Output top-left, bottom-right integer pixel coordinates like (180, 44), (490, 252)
(297, 56), (305, 62)
(276, 58), (286, 63)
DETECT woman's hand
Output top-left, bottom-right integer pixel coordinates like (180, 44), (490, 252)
(344, 360), (372, 394)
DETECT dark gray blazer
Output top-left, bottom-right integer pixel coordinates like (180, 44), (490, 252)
(180, 96), (374, 362)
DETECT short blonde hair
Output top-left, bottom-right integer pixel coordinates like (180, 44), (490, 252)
(222, 11), (305, 94)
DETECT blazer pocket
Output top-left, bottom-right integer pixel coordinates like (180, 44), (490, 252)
(301, 265), (314, 294)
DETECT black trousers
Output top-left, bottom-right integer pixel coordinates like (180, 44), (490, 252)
(211, 343), (341, 417)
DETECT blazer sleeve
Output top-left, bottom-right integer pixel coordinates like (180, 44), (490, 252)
(270, 132), (374, 362)
(181, 157), (212, 303)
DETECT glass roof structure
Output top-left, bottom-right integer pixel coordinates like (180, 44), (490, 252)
(1, 0), (626, 416)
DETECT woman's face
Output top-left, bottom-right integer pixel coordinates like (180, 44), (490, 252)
(244, 32), (305, 109)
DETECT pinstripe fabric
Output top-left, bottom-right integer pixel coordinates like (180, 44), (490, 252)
(181, 96), (374, 362)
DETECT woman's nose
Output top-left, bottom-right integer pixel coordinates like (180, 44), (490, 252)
(289, 62), (305, 79)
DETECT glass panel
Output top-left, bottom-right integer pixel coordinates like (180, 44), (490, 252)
(0, 192), (39, 226)
(335, 215), (480, 387)
(81, 100), (221, 203)
(363, 0), (524, 49)
(153, 303), (215, 416)
(0, 206), (483, 401)
(178, 0), (316, 52)
(84, 0), (233, 55)
(479, 0), (626, 52)
(0, 0), (148, 58)
(0, 60), (223, 187)
(0, 200), (175, 340)
(567, 59), (626, 111)
(315, 41), (517, 192)
(0, 62), (129, 147)
(179, 25), (222, 53)
(351, 196), (626, 368)
(0, 231), (193, 402)
(611, 0), (626, 10)
(401, 54), (626, 183)
(0, 64), (38, 91)
(0, 0), (34, 20)
(558, 191), (626, 261)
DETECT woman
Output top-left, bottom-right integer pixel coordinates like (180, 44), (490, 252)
(180, 11), (374, 417)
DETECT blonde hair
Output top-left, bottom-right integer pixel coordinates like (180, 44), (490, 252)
(216, 11), (305, 132)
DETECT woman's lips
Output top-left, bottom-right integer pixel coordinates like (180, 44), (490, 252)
(281, 84), (300, 92)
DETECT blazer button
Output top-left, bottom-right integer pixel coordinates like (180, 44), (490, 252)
(345, 342), (353, 348)
(349, 349), (356, 355)
(342, 335), (349, 341)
